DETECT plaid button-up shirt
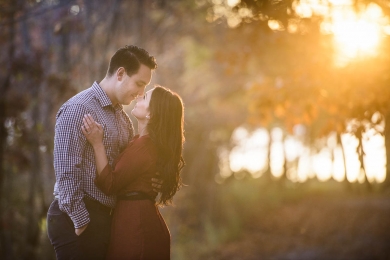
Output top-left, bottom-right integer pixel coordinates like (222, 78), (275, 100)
(53, 82), (134, 228)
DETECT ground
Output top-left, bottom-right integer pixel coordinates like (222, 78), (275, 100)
(205, 184), (390, 260)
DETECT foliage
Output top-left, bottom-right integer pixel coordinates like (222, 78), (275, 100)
(1, 0), (390, 259)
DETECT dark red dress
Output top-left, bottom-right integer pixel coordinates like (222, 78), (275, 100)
(95, 135), (170, 260)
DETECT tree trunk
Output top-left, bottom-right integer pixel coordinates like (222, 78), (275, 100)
(281, 132), (288, 183)
(100, 0), (121, 75)
(24, 101), (42, 260)
(262, 128), (273, 182)
(136, 0), (144, 45)
(356, 126), (372, 192)
(21, 14), (42, 259)
(384, 111), (390, 188)
(337, 132), (351, 191)
(0, 3), (16, 259)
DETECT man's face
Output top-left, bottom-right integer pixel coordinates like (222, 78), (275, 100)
(116, 64), (152, 105)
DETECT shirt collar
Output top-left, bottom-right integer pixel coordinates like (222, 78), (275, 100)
(92, 82), (124, 111)
(92, 81), (114, 108)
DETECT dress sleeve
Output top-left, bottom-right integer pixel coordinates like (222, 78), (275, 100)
(95, 138), (154, 195)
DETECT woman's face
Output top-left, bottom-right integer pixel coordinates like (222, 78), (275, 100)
(131, 88), (154, 120)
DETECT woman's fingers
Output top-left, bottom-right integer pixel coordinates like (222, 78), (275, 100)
(82, 117), (90, 131)
(88, 114), (97, 127)
(86, 114), (94, 123)
(82, 114), (103, 136)
(84, 114), (94, 127)
(83, 116), (91, 130)
(81, 125), (88, 135)
(95, 121), (102, 130)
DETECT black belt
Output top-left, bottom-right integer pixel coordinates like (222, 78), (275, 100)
(117, 191), (154, 201)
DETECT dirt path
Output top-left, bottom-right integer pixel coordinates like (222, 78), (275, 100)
(207, 193), (390, 260)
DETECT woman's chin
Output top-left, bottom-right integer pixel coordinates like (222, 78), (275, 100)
(133, 114), (142, 120)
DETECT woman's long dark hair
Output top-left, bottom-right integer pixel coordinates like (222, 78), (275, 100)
(147, 86), (185, 206)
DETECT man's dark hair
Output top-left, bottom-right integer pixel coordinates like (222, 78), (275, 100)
(107, 45), (157, 77)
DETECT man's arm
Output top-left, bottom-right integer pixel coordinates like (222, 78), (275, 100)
(54, 104), (90, 232)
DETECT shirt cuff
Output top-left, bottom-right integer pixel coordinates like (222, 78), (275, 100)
(69, 206), (90, 229)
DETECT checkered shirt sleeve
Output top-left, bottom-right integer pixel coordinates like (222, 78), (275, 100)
(53, 82), (134, 229)
(54, 104), (91, 228)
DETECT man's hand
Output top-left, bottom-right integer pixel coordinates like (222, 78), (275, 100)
(75, 223), (89, 236)
(152, 172), (163, 193)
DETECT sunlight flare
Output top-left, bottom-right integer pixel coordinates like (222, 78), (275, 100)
(332, 147), (346, 182)
(292, 0), (388, 65)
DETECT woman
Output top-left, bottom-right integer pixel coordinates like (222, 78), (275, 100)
(81, 86), (185, 260)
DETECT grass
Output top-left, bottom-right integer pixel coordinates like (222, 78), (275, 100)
(163, 175), (390, 259)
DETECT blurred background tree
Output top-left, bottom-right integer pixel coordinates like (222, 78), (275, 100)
(223, 0), (390, 187)
(1, 0), (390, 259)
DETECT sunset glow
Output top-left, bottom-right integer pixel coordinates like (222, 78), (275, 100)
(293, 0), (388, 65)
(330, 3), (384, 63)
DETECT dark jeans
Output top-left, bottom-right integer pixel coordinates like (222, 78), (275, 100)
(47, 199), (112, 260)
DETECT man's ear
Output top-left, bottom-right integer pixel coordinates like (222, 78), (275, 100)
(116, 67), (126, 81)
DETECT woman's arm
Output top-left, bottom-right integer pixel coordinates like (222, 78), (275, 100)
(90, 143), (108, 175)
(82, 114), (162, 195)
(81, 114), (108, 175)
(95, 141), (154, 195)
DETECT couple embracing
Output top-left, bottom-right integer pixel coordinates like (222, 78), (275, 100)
(47, 45), (185, 260)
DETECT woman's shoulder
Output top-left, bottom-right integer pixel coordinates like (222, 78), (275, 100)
(130, 135), (156, 152)
(132, 134), (152, 144)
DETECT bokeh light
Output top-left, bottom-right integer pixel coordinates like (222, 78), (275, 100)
(229, 127), (386, 183)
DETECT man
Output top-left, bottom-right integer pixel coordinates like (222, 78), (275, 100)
(47, 45), (160, 260)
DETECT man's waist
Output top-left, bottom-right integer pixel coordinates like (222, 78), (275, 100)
(54, 193), (115, 207)
(53, 183), (116, 208)
(83, 196), (114, 215)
